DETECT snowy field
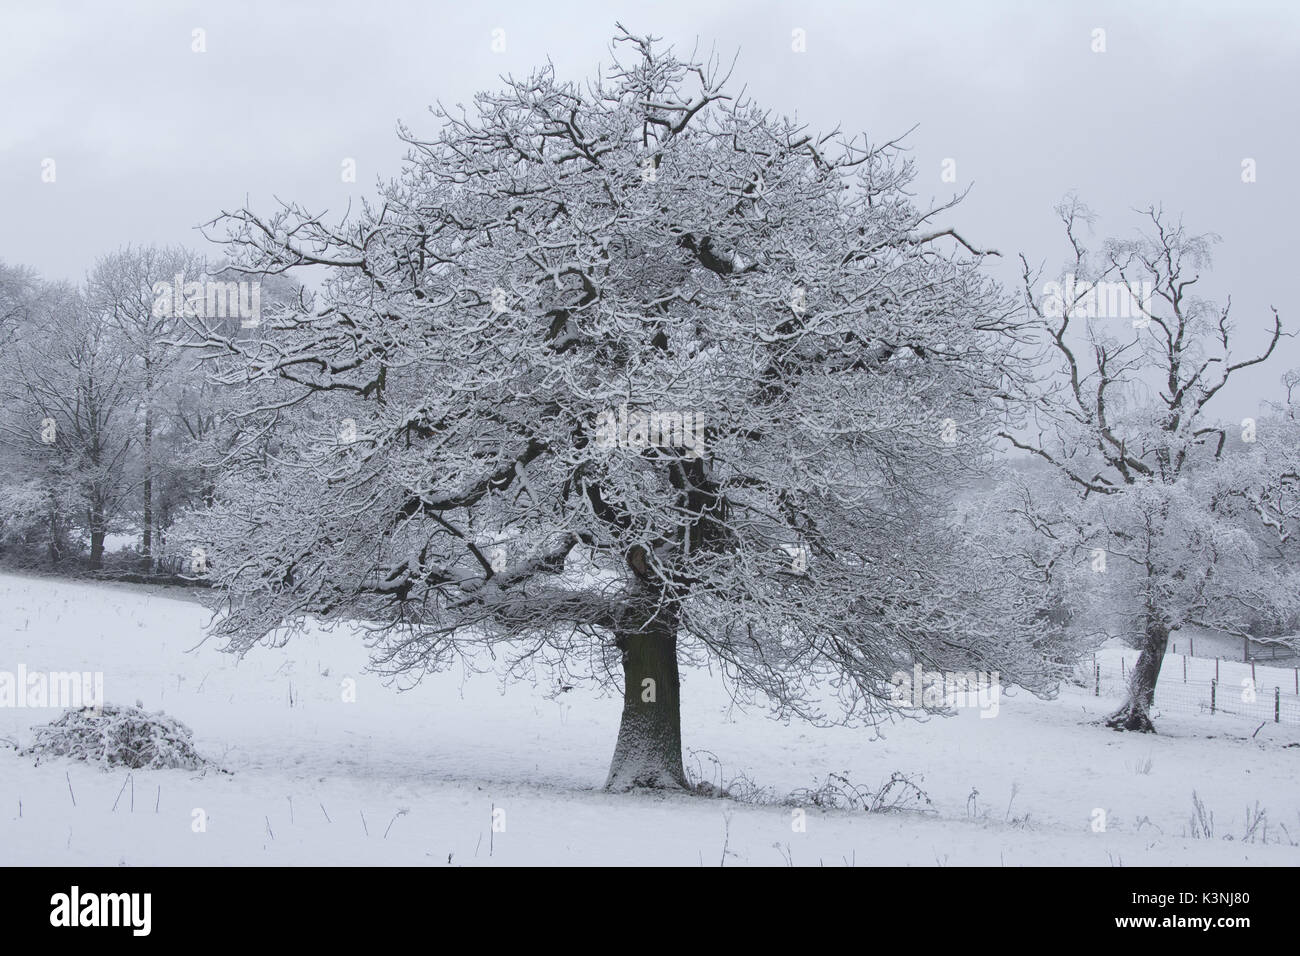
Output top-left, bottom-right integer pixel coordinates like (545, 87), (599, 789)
(0, 571), (1297, 867)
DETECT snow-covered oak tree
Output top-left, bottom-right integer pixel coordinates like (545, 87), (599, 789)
(1005, 198), (1290, 732)
(188, 29), (1063, 789)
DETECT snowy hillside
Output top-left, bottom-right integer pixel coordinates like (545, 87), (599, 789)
(1, 572), (1296, 866)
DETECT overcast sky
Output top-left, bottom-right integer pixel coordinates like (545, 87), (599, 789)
(2, 0), (1297, 417)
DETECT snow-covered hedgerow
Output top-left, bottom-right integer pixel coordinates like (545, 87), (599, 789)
(23, 704), (210, 770)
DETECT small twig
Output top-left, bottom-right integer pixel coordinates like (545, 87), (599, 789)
(1004, 783), (1020, 823)
(112, 773), (130, 812)
(383, 808), (408, 839)
(360, 809), (369, 836)
(65, 771), (76, 807)
(319, 801), (331, 823)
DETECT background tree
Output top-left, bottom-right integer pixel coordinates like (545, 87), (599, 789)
(188, 29), (1065, 789)
(0, 280), (138, 568)
(0, 262), (41, 350)
(89, 245), (206, 567)
(1209, 370), (1300, 647)
(1004, 198), (1290, 731)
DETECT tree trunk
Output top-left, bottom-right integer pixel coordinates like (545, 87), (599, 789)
(605, 607), (689, 791)
(1107, 617), (1169, 732)
(47, 494), (61, 564)
(142, 396), (153, 568)
(88, 528), (105, 570)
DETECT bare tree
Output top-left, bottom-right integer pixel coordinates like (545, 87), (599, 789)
(88, 245), (206, 567)
(0, 281), (138, 568)
(0, 262), (41, 350)
(1005, 197), (1288, 731)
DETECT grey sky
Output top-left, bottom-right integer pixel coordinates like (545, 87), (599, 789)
(2, 0), (1296, 417)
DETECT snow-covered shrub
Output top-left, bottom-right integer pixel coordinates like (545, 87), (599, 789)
(0, 476), (81, 566)
(23, 704), (210, 770)
(788, 771), (934, 814)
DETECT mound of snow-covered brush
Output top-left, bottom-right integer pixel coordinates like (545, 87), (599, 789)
(23, 704), (210, 770)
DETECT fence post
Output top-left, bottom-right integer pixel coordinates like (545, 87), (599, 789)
(1094, 663), (1100, 697)
(1121, 657), (1126, 681)
(1215, 657), (1220, 681)
(1251, 661), (1256, 683)
(1295, 668), (1298, 695)
(1210, 679), (1216, 715)
(1190, 636), (1195, 657)
(1243, 634), (1249, 663)
(1276, 687), (1281, 724)
(1183, 655), (1187, 683)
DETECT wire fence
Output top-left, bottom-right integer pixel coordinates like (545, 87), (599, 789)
(1076, 651), (1300, 726)
(1169, 633), (1300, 667)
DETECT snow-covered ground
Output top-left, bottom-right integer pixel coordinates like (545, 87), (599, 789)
(0, 571), (1296, 866)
